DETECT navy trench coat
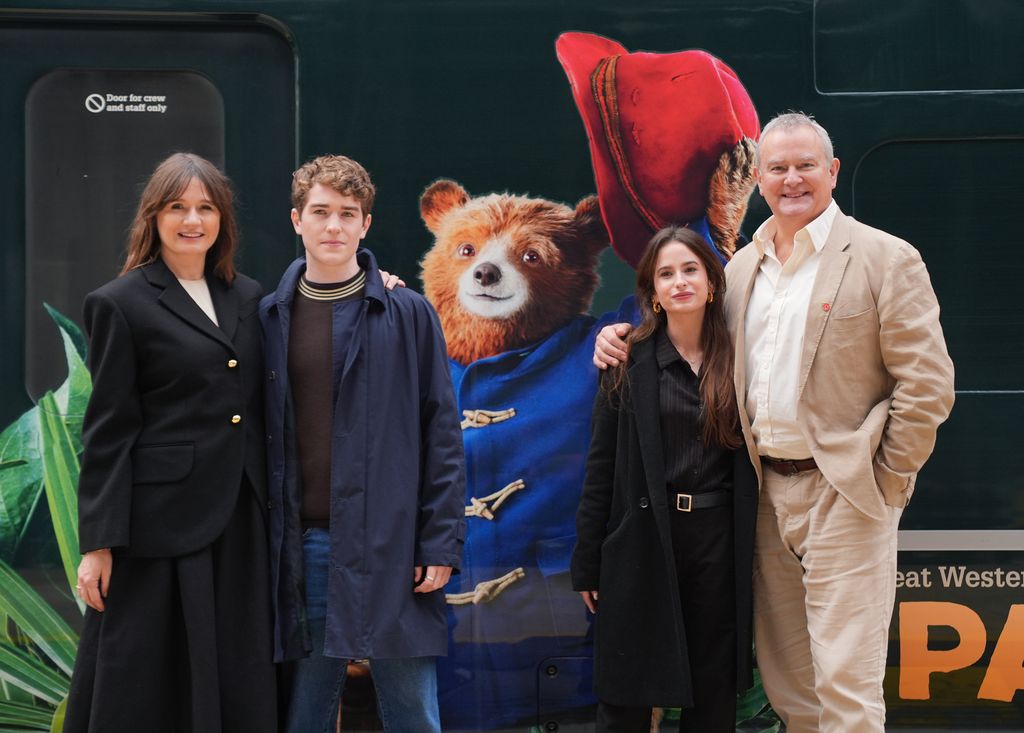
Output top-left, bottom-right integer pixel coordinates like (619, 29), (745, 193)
(260, 249), (466, 662)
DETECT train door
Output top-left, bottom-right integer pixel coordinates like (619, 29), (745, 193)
(1, 12), (297, 414)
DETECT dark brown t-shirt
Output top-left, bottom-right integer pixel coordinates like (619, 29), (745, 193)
(288, 269), (366, 527)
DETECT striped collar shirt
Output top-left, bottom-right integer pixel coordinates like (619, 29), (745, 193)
(743, 199), (838, 458)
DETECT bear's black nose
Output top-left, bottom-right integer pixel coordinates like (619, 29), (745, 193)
(473, 262), (502, 287)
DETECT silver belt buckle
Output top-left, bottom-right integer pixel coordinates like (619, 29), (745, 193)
(676, 493), (693, 512)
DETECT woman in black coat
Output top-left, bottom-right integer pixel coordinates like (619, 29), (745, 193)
(573, 226), (758, 732)
(65, 153), (276, 733)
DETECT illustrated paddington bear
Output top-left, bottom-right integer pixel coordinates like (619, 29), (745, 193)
(423, 32), (760, 731)
(420, 181), (621, 729)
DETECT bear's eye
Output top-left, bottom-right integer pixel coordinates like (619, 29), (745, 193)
(457, 243), (476, 258)
(522, 249), (541, 265)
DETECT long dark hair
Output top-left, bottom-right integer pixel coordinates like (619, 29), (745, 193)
(608, 225), (741, 448)
(121, 153), (238, 283)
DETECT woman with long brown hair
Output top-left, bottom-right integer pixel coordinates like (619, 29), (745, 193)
(64, 153), (276, 732)
(572, 225), (758, 732)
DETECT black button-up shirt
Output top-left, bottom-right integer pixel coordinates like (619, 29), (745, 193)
(655, 328), (734, 496)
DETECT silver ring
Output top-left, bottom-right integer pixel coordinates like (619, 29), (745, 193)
(426, 575), (435, 581)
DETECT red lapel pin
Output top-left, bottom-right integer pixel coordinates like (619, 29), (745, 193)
(822, 303), (831, 312)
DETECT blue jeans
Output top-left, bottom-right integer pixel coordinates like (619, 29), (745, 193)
(285, 528), (441, 733)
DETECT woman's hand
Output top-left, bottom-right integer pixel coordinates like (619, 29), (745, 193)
(378, 270), (406, 291)
(77, 549), (112, 612)
(594, 323), (632, 369)
(413, 565), (453, 593)
(579, 590), (599, 614)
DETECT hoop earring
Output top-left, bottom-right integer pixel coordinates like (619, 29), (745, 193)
(652, 297), (662, 314)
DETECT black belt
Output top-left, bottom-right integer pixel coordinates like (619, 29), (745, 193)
(672, 488), (731, 512)
(761, 456), (818, 476)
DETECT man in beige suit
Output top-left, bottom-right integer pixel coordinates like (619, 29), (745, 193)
(594, 112), (954, 732)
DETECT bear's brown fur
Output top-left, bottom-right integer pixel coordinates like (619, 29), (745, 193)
(420, 180), (609, 365)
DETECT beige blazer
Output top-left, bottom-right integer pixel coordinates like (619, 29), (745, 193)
(723, 210), (955, 520)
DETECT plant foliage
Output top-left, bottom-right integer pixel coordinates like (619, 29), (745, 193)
(0, 307), (90, 731)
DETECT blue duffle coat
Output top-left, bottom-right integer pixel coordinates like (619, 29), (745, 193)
(260, 249), (466, 662)
(437, 302), (635, 729)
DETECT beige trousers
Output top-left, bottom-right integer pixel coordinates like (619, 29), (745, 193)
(753, 468), (902, 733)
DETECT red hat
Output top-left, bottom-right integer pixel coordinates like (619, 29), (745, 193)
(556, 32), (759, 267)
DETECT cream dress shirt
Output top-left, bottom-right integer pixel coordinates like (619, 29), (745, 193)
(744, 200), (838, 459)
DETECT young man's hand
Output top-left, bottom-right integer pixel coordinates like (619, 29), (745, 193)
(593, 322), (632, 369)
(413, 565), (452, 593)
(378, 270), (406, 291)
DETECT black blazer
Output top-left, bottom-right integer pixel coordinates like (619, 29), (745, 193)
(571, 336), (757, 708)
(77, 258), (268, 557)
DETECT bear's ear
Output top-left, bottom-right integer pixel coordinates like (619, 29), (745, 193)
(421, 180), (469, 233)
(573, 195), (610, 255)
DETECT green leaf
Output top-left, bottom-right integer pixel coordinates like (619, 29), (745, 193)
(0, 305), (92, 565)
(0, 668), (36, 705)
(736, 662), (779, 729)
(736, 679), (771, 721)
(0, 642), (67, 705)
(42, 306), (86, 365)
(47, 307), (92, 457)
(0, 610), (32, 651)
(0, 410), (44, 562)
(35, 395), (81, 609)
(0, 559), (77, 676)
(48, 697), (65, 733)
(0, 698), (53, 728)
